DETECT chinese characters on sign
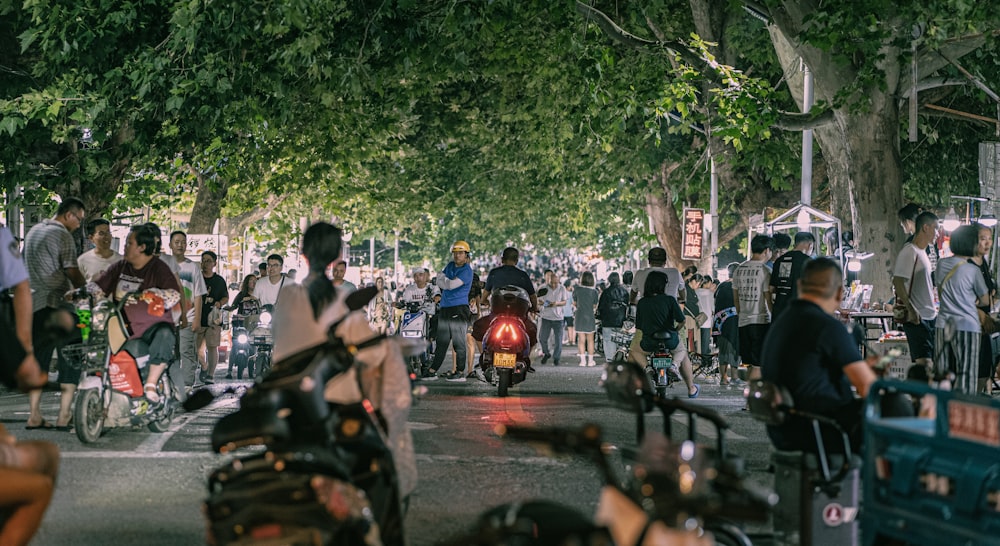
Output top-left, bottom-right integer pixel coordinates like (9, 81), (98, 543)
(682, 208), (705, 261)
(947, 400), (1000, 447)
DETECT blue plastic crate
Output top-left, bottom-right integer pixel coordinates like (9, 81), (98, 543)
(864, 380), (1000, 546)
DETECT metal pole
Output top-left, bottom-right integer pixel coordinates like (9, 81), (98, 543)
(710, 155), (719, 276)
(394, 230), (400, 285)
(801, 61), (814, 206)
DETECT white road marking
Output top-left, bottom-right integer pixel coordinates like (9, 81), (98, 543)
(134, 395), (239, 453)
(408, 421), (438, 430)
(415, 454), (568, 466)
(665, 412), (747, 441)
(62, 451), (217, 459)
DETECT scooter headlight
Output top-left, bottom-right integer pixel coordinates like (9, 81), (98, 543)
(259, 311), (272, 326)
(91, 302), (112, 332)
(237, 333), (248, 344)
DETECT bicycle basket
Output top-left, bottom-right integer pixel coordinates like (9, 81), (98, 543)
(62, 338), (108, 371)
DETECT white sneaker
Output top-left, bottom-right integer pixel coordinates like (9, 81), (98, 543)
(587, 355), (596, 367)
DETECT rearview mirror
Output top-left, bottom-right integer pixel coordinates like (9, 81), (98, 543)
(346, 285), (378, 311)
(600, 359), (653, 414)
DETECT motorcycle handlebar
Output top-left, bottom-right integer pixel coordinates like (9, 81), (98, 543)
(655, 397), (729, 432)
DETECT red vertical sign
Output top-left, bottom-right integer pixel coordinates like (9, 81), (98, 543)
(682, 208), (705, 260)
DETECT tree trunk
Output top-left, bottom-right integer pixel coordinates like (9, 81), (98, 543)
(187, 169), (230, 234)
(646, 160), (690, 269)
(767, 19), (905, 301)
(817, 104), (904, 301)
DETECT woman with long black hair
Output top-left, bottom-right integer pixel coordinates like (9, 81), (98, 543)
(271, 222), (417, 503)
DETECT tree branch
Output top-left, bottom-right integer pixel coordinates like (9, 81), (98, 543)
(773, 108), (836, 131)
(915, 31), (999, 80)
(898, 76), (968, 99)
(575, 1), (717, 80)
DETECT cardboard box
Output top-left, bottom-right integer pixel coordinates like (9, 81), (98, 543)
(873, 339), (911, 379)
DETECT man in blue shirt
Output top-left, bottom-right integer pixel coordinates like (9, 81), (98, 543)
(0, 227), (47, 391)
(422, 241), (474, 382)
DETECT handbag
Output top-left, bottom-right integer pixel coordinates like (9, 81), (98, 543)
(978, 308), (998, 335)
(892, 251), (918, 324)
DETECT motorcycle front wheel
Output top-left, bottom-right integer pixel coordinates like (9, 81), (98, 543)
(233, 352), (249, 379)
(74, 388), (106, 443)
(257, 352), (272, 377)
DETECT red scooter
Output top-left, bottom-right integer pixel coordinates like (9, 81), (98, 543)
(475, 286), (533, 397)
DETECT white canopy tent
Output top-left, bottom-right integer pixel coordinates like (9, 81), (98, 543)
(748, 203), (846, 273)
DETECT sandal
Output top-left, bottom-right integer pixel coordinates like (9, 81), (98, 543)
(144, 384), (161, 404)
(688, 384), (700, 399)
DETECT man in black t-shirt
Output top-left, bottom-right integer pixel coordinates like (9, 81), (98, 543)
(472, 247), (538, 369)
(769, 231), (815, 318)
(482, 247), (537, 311)
(197, 251), (229, 384)
(761, 258), (878, 453)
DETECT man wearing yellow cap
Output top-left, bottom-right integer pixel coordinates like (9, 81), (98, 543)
(423, 241), (474, 382)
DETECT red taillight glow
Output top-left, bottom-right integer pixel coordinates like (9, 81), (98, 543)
(492, 322), (520, 343)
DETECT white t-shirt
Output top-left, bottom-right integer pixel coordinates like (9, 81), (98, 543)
(894, 243), (937, 321)
(176, 258), (207, 323)
(254, 274), (285, 306)
(538, 284), (568, 321)
(158, 254), (181, 276)
(632, 266), (683, 301)
(78, 249), (122, 282)
(400, 282), (440, 315)
(733, 260), (771, 326)
(695, 287), (715, 328)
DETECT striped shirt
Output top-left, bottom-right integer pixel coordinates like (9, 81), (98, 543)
(24, 219), (78, 312)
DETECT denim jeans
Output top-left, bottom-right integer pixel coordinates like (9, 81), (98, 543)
(539, 318), (563, 363)
(179, 326), (198, 388)
(602, 327), (618, 361)
(431, 306), (470, 373)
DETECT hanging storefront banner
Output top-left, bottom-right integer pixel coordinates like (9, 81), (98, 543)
(682, 208), (705, 260)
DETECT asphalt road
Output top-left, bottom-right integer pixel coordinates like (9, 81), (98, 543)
(0, 345), (776, 546)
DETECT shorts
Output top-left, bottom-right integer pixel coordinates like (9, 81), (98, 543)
(197, 324), (222, 348)
(0, 442), (21, 468)
(901, 319), (934, 361)
(738, 323), (769, 367)
(716, 335), (739, 366)
(33, 307), (82, 384)
(564, 316), (574, 327)
(630, 329), (688, 363)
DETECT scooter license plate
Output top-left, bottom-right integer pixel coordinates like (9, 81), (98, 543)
(494, 353), (517, 368)
(651, 357), (673, 370)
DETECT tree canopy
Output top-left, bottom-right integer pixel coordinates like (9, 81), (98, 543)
(2, 0), (998, 280)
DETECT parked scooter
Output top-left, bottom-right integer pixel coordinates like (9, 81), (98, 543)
(396, 301), (430, 374)
(63, 289), (181, 444)
(477, 286), (532, 397)
(444, 420), (725, 545)
(193, 287), (408, 546)
(603, 359), (774, 546)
